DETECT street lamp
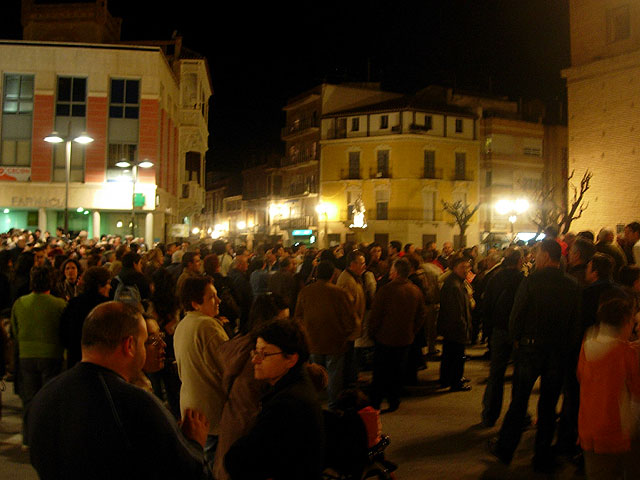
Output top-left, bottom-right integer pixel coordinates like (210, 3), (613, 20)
(115, 159), (154, 237)
(44, 130), (94, 235)
(495, 198), (530, 241)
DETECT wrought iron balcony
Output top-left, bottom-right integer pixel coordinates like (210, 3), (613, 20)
(340, 168), (362, 180)
(369, 167), (392, 179)
(422, 167), (443, 180)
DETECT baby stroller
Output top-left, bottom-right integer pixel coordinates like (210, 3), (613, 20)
(322, 390), (397, 480)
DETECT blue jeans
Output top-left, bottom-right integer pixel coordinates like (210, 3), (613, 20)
(310, 353), (345, 409)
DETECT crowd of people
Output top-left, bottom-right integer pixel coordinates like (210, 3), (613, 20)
(1, 221), (640, 478)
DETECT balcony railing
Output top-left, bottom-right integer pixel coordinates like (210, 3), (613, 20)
(288, 182), (318, 197)
(422, 167), (443, 180)
(409, 123), (433, 133)
(281, 118), (320, 139)
(281, 151), (319, 167)
(369, 167), (392, 179)
(451, 170), (474, 181)
(367, 207), (444, 221)
(275, 216), (314, 229)
(340, 168), (362, 180)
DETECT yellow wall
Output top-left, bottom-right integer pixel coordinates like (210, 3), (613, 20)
(319, 134), (480, 246)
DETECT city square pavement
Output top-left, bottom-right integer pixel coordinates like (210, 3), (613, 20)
(0, 344), (584, 480)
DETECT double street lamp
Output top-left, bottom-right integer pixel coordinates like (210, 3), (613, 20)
(44, 130), (94, 235)
(115, 158), (154, 237)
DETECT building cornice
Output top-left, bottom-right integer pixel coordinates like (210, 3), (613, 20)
(562, 49), (640, 83)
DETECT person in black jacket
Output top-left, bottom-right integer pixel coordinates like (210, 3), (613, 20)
(437, 255), (473, 392)
(110, 252), (151, 302)
(60, 266), (111, 368)
(491, 240), (581, 473)
(28, 301), (213, 480)
(224, 318), (324, 480)
(480, 248), (524, 427)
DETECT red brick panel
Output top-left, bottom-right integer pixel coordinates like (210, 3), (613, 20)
(85, 96), (107, 183)
(159, 108), (166, 190)
(31, 95), (54, 182)
(167, 117), (174, 196)
(138, 98), (158, 185)
(172, 124), (179, 196)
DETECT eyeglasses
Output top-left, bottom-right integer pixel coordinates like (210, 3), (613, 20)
(145, 332), (166, 347)
(250, 349), (283, 361)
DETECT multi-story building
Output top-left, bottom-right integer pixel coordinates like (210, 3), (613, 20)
(320, 91), (481, 249)
(446, 90), (567, 244)
(272, 83), (400, 245)
(0, 0), (211, 242)
(563, 0), (640, 232)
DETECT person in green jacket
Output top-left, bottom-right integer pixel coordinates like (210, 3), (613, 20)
(10, 266), (66, 445)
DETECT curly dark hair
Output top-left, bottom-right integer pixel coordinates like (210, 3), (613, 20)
(151, 267), (180, 326)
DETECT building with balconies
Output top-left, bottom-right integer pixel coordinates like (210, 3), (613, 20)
(0, 1), (211, 242)
(320, 91), (481, 248)
(269, 83), (400, 245)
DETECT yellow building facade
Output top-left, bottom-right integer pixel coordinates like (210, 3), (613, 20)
(320, 99), (480, 249)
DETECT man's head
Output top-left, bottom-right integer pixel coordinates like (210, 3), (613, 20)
(403, 243), (415, 255)
(30, 266), (52, 293)
(535, 239), (562, 269)
(316, 260), (335, 281)
(346, 250), (366, 276)
(597, 227), (615, 244)
(568, 237), (596, 267)
(122, 252), (142, 272)
(81, 302), (147, 381)
(625, 222), (640, 245)
(82, 266), (112, 297)
(279, 257), (296, 274)
(450, 256), (471, 280)
(586, 252), (615, 284)
(390, 257), (410, 280)
(597, 298), (635, 336)
(442, 242), (454, 257)
(388, 241), (402, 257)
(32, 246), (46, 268)
(182, 251), (202, 274)
(502, 248), (524, 269)
(543, 225), (559, 240)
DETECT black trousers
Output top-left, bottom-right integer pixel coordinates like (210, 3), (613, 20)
(439, 339), (466, 388)
(371, 343), (409, 409)
(495, 346), (565, 465)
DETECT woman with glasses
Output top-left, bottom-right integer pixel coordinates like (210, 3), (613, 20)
(224, 318), (324, 480)
(213, 293), (289, 480)
(131, 317), (167, 393)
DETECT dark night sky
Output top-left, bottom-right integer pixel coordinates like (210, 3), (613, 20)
(1, 1), (570, 174)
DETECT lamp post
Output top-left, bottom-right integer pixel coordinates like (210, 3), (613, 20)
(44, 130), (94, 235)
(495, 198), (529, 243)
(115, 159), (154, 237)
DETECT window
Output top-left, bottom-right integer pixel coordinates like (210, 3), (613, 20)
(423, 191), (436, 221)
(348, 151), (360, 179)
(185, 152), (201, 183)
(3, 74), (34, 114)
(107, 144), (137, 181)
(2, 74), (34, 167)
(351, 118), (360, 132)
(377, 150), (389, 177)
(376, 190), (389, 220)
(424, 150), (436, 178)
(56, 77), (87, 117)
(425, 115), (433, 130)
(455, 119), (463, 133)
(110, 79), (140, 119)
(485, 170), (492, 187)
(380, 115), (389, 129)
(52, 143), (84, 182)
(455, 152), (466, 180)
(607, 5), (630, 43)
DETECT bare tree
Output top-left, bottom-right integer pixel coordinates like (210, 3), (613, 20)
(525, 169), (592, 238)
(441, 200), (481, 248)
(559, 169), (592, 234)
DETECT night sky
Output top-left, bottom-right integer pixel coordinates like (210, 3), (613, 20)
(2, 1), (570, 174)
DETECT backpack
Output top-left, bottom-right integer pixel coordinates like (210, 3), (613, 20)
(113, 275), (142, 306)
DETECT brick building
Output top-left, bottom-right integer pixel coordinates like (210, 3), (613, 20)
(563, 0), (640, 232)
(0, 1), (210, 241)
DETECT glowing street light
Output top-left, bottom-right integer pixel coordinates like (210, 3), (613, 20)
(44, 129), (94, 235)
(116, 158), (154, 236)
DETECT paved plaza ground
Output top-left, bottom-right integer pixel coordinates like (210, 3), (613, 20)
(0, 344), (585, 479)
